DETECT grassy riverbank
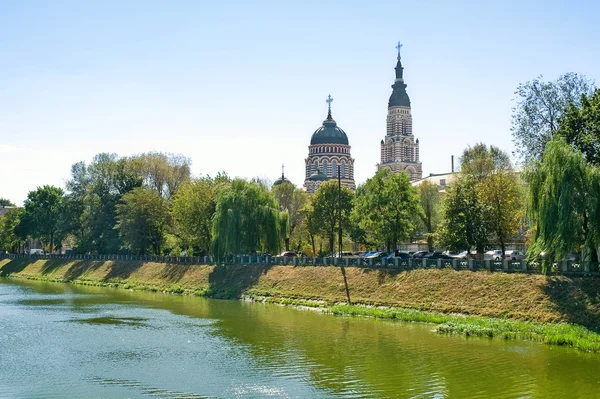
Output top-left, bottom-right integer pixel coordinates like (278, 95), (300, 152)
(2, 257), (600, 352)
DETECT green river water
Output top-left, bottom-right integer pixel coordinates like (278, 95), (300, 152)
(0, 278), (599, 398)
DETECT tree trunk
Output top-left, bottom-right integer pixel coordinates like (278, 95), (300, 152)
(50, 232), (54, 254)
(285, 237), (290, 251)
(310, 234), (316, 257)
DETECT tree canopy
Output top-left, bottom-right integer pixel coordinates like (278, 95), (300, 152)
(511, 73), (595, 161)
(311, 180), (354, 255)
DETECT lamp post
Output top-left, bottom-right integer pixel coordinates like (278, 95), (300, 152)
(338, 165), (351, 305)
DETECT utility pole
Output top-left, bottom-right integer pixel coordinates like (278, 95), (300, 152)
(338, 165), (351, 305)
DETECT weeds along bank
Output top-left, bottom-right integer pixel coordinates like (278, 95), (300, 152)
(2, 257), (600, 327)
(3, 257), (600, 352)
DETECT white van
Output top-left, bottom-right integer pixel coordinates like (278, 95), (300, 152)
(29, 249), (44, 255)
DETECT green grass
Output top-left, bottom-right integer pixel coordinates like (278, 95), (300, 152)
(330, 304), (600, 353)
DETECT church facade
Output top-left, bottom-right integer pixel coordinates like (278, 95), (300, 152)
(303, 95), (356, 194)
(378, 43), (422, 181)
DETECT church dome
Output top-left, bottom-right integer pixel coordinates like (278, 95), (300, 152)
(310, 95), (349, 145)
(307, 168), (329, 182)
(273, 174), (292, 186)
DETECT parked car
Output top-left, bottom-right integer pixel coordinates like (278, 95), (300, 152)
(334, 251), (360, 258)
(387, 251), (411, 259)
(422, 251), (453, 260)
(412, 251), (429, 259)
(505, 250), (526, 261)
(484, 250), (503, 261)
(29, 249), (44, 255)
(277, 251), (298, 258)
(362, 251), (377, 258)
(449, 251), (469, 260)
(366, 251), (388, 259)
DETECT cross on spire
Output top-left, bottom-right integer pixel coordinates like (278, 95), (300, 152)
(396, 41), (403, 58)
(326, 94), (333, 119)
(281, 163), (285, 179)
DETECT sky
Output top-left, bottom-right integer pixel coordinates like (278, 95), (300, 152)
(1, 0), (599, 205)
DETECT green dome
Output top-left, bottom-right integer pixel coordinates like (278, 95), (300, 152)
(307, 168), (329, 182)
(388, 57), (411, 107)
(310, 114), (349, 145)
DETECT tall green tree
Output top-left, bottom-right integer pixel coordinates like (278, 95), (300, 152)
(272, 182), (308, 251)
(437, 176), (488, 255)
(300, 202), (320, 256)
(312, 180), (354, 255)
(21, 185), (64, 253)
(171, 178), (216, 255)
(511, 73), (595, 161)
(0, 208), (23, 252)
(526, 139), (600, 267)
(353, 170), (421, 251)
(460, 142), (511, 183)
(130, 152), (191, 200)
(479, 171), (524, 258)
(557, 89), (600, 166)
(211, 179), (284, 258)
(115, 187), (171, 255)
(418, 180), (441, 252)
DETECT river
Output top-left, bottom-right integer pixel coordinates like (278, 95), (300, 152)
(0, 279), (598, 398)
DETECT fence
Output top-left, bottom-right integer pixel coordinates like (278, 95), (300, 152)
(1, 253), (599, 277)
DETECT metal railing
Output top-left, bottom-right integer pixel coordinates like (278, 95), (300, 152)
(1, 253), (599, 276)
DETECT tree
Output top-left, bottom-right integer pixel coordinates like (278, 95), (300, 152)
(526, 139), (600, 268)
(511, 73), (595, 161)
(437, 176), (488, 255)
(211, 179), (285, 258)
(0, 198), (15, 207)
(171, 178), (216, 255)
(272, 183), (308, 251)
(312, 180), (354, 255)
(418, 180), (441, 252)
(0, 208), (23, 252)
(115, 187), (171, 255)
(353, 170), (421, 251)
(300, 202), (320, 256)
(21, 186), (64, 253)
(557, 89), (600, 166)
(459, 142), (511, 184)
(130, 152), (191, 200)
(479, 171), (524, 258)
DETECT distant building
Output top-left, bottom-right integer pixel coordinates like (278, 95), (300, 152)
(303, 95), (356, 194)
(379, 42), (422, 181)
(0, 206), (17, 217)
(412, 172), (458, 193)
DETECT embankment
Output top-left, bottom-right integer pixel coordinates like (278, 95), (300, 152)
(2, 257), (600, 329)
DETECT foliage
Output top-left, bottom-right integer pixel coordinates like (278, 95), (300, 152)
(418, 180), (441, 252)
(511, 73), (595, 161)
(0, 208), (23, 252)
(171, 178), (217, 256)
(115, 187), (171, 254)
(478, 171), (524, 256)
(353, 170), (421, 251)
(557, 89), (600, 166)
(211, 179), (284, 257)
(311, 180), (354, 255)
(526, 139), (600, 266)
(300, 202), (320, 256)
(129, 152), (191, 199)
(272, 182), (308, 251)
(0, 198), (15, 207)
(20, 185), (64, 252)
(459, 142), (510, 183)
(437, 175), (488, 253)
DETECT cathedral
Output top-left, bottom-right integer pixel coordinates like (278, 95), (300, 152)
(378, 43), (422, 181)
(303, 95), (356, 194)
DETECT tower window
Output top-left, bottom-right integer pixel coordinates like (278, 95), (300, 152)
(323, 160), (329, 176)
(332, 160), (337, 176)
(341, 161), (346, 177)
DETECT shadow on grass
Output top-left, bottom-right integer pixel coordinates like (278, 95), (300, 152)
(102, 261), (144, 282)
(159, 263), (188, 283)
(208, 263), (272, 299)
(542, 277), (600, 332)
(0, 258), (32, 277)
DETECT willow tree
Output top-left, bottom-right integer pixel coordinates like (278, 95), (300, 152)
(526, 139), (600, 267)
(272, 182), (308, 251)
(353, 169), (421, 251)
(211, 179), (286, 258)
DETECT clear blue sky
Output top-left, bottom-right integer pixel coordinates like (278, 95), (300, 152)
(1, 0), (599, 204)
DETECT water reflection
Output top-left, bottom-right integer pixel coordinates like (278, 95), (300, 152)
(1, 279), (599, 398)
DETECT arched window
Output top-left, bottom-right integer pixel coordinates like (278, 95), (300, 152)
(323, 160), (329, 176)
(341, 161), (346, 178)
(313, 161), (318, 173)
(332, 160), (337, 176)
